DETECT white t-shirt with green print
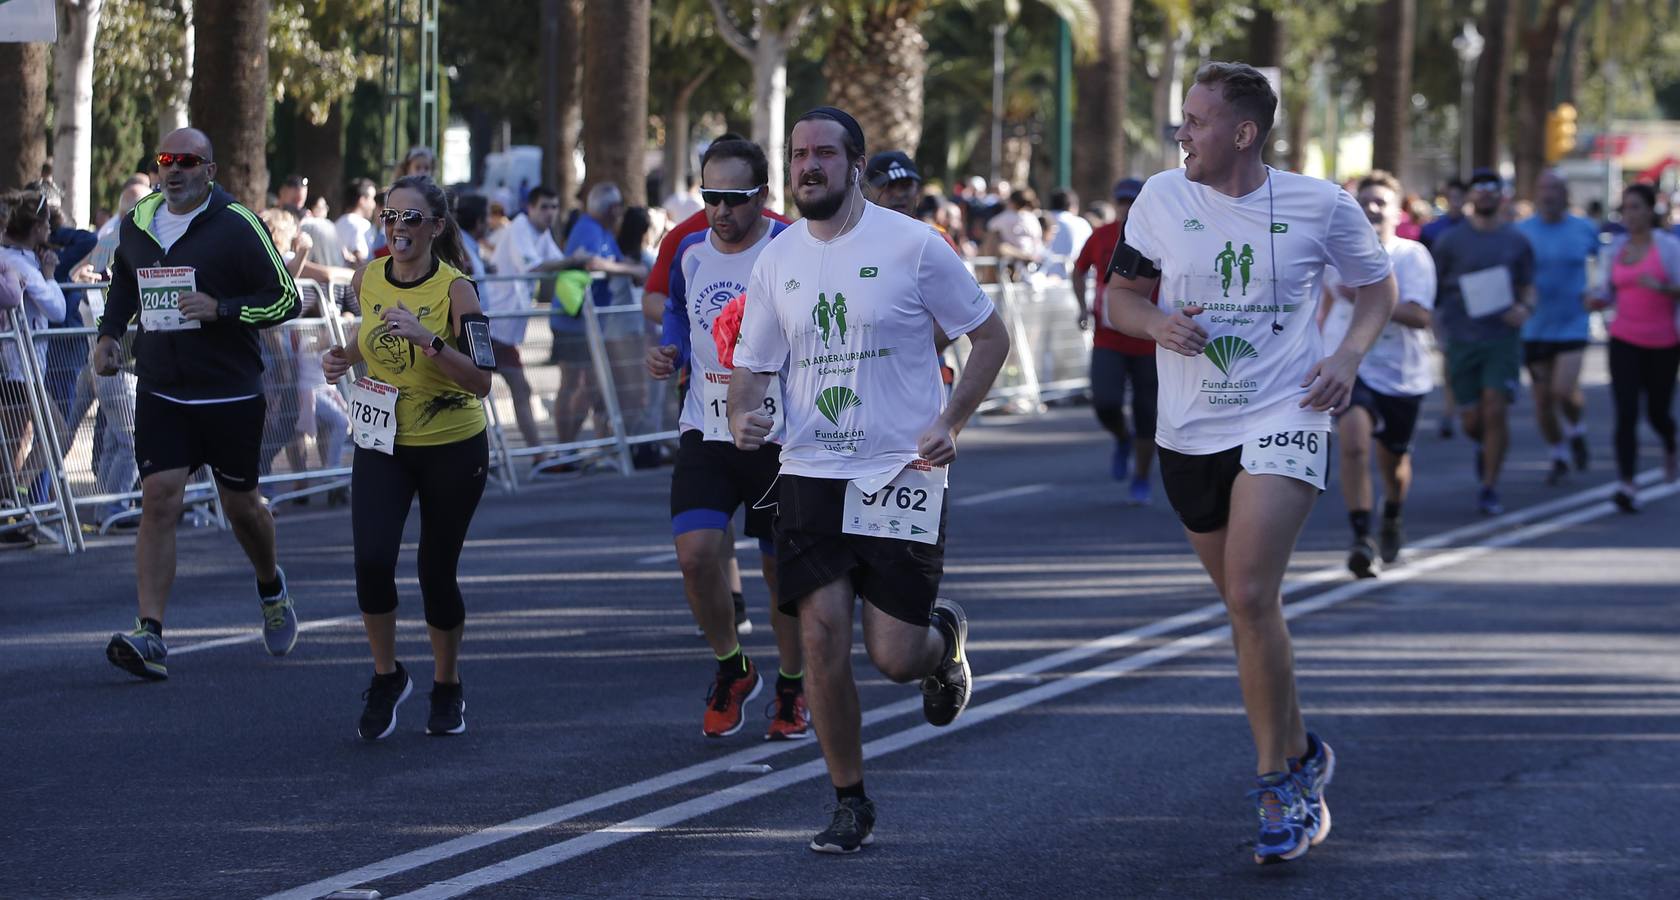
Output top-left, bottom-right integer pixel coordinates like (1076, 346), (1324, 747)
(1125, 168), (1392, 455)
(734, 202), (994, 482)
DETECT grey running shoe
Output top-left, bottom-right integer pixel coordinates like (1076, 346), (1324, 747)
(106, 621), (168, 681)
(921, 598), (971, 727)
(259, 567), (298, 657)
(427, 682), (466, 736)
(809, 796), (876, 854)
(1378, 515), (1404, 564)
(1346, 537), (1378, 579)
(358, 662), (413, 740)
(1570, 434), (1590, 471)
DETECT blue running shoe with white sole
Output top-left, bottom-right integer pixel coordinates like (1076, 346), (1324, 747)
(1292, 732), (1337, 845)
(106, 621), (168, 681)
(1128, 476), (1151, 506)
(259, 567), (298, 656)
(1111, 440), (1132, 481)
(1249, 772), (1311, 865)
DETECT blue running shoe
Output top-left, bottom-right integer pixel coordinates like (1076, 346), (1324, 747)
(106, 620), (168, 681)
(1128, 476), (1151, 506)
(1249, 772), (1311, 865)
(259, 566), (298, 656)
(1477, 485), (1503, 516)
(1291, 732), (1337, 846)
(1111, 440), (1132, 481)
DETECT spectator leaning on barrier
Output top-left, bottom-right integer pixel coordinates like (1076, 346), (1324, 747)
(556, 182), (647, 446)
(0, 190), (70, 527)
(337, 178), (378, 267)
(95, 127), (302, 682)
(986, 188), (1046, 279)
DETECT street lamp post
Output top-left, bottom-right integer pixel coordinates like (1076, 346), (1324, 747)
(991, 23), (1006, 186)
(1453, 22), (1484, 178)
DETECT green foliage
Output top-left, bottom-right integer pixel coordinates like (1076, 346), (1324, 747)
(269, 0), (383, 125)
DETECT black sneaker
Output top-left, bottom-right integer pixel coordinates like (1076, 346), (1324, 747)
(921, 598), (971, 727)
(1546, 458), (1569, 486)
(1570, 434), (1590, 471)
(809, 796), (876, 854)
(1378, 515), (1404, 564)
(734, 598), (753, 636)
(358, 662), (413, 740)
(1613, 488), (1639, 514)
(427, 682), (466, 735)
(1346, 537), (1378, 579)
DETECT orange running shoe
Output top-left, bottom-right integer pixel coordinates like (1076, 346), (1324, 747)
(764, 682), (810, 741)
(702, 657), (761, 738)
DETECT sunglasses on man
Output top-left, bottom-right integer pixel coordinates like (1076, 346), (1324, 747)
(701, 185), (765, 208)
(378, 208), (439, 226)
(154, 152), (208, 169)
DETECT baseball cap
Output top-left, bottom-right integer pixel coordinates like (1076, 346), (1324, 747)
(1468, 168), (1503, 189)
(865, 151), (920, 188)
(1112, 178), (1144, 202)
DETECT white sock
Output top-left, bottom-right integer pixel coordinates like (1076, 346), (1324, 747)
(1551, 443), (1570, 462)
(1566, 421), (1586, 438)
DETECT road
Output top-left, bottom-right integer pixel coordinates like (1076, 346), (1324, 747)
(5, 346), (1678, 899)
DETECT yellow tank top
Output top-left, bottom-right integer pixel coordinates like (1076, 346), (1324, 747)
(357, 257), (485, 446)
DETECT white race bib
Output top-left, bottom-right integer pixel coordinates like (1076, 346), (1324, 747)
(1241, 430), (1329, 490)
(1459, 265), (1515, 318)
(842, 460), (946, 545)
(348, 376), (399, 455)
(137, 266), (200, 332)
(700, 373), (782, 443)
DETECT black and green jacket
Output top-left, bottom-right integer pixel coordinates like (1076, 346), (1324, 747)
(99, 184), (300, 400)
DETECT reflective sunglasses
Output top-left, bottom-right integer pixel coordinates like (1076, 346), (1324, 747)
(701, 185), (765, 208)
(378, 208), (438, 226)
(155, 152), (207, 169)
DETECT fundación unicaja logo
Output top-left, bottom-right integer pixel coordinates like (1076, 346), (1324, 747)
(1204, 335), (1259, 377)
(816, 386), (862, 425)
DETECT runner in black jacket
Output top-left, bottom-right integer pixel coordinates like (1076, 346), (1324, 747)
(95, 128), (303, 682)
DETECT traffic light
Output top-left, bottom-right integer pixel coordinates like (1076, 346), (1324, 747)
(1545, 103), (1579, 163)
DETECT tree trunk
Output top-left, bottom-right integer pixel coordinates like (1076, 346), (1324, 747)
(555, 0), (583, 211)
(582, 0), (649, 207)
(53, 0), (105, 227)
(156, 0), (194, 140)
(1513, 2), (1570, 201)
(823, 5), (929, 158)
(1371, 0), (1416, 177)
(295, 102), (345, 217)
(662, 66), (713, 203)
(752, 34), (790, 213)
(1072, 0), (1130, 203)
(1473, 0), (1516, 171)
(1248, 7), (1285, 166)
(0, 43), (51, 191)
(1152, 19), (1189, 173)
(190, 0), (270, 207)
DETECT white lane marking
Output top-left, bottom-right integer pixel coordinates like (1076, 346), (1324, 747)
(173, 615), (358, 655)
(636, 538), (755, 566)
(952, 483), (1051, 507)
(387, 482), (1679, 900)
(264, 470), (1669, 900)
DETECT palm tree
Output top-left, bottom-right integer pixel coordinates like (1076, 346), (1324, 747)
(0, 43), (50, 189)
(1072, 0), (1130, 204)
(582, 0), (651, 206)
(190, 0), (270, 206)
(1472, 0), (1516, 170)
(1371, 0), (1417, 177)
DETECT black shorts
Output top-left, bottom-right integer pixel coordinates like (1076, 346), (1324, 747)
(1157, 444), (1243, 534)
(1523, 339), (1589, 367)
(134, 392), (266, 491)
(773, 473), (946, 627)
(669, 430), (781, 539)
(1344, 378), (1425, 457)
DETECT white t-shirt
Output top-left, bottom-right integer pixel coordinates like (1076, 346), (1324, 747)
(1125, 168), (1392, 454)
(663, 190), (703, 223)
(735, 202), (995, 482)
(335, 212), (373, 264)
(1321, 236), (1438, 397)
(1044, 210), (1092, 280)
(0, 245), (66, 382)
(484, 214), (563, 346)
(152, 196), (209, 252)
(987, 209), (1044, 261)
(670, 222), (786, 440)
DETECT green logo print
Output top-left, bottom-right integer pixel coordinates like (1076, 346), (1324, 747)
(1271, 222), (1289, 233)
(1237, 244), (1255, 295)
(859, 266), (878, 278)
(811, 292), (851, 348)
(816, 386), (862, 425)
(1204, 335), (1259, 376)
(1215, 241), (1257, 297)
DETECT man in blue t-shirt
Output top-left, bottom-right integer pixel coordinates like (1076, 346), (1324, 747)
(552, 182), (645, 447)
(1516, 170), (1600, 484)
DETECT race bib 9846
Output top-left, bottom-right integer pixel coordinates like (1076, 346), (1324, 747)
(1241, 430), (1329, 490)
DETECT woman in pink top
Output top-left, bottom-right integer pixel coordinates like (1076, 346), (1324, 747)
(1591, 183), (1680, 511)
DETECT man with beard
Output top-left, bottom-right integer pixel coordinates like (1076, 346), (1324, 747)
(1430, 168), (1537, 515)
(728, 107), (1011, 854)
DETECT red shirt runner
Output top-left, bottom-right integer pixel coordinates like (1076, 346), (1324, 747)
(1073, 220), (1157, 356)
(646, 207), (791, 297)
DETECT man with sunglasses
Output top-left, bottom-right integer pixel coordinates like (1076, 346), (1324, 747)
(94, 128), (302, 681)
(1430, 168), (1537, 515)
(646, 138), (807, 741)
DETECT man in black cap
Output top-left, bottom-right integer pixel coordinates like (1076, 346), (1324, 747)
(862, 150), (921, 218)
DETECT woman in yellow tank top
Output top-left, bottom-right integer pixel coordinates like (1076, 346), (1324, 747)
(322, 175), (493, 740)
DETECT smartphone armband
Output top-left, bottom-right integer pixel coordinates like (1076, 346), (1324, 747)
(459, 313), (497, 370)
(1106, 240), (1161, 281)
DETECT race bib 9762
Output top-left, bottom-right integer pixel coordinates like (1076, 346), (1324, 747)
(842, 460), (947, 545)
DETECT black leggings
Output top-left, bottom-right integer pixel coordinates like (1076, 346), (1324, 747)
(1090, 348), (1158, 444)
(1608, 338), (1680, 482)
(352, 430), (489, 629)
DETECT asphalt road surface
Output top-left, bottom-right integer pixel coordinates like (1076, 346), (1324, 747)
(6, 345), (1678, 899)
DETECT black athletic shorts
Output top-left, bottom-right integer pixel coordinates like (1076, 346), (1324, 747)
(773, 473), (946, 627)
(1523, 339), (1589, 367)
(1344, 378), (1425, 457)
(134, 391), (266, 491)
(669, 430), (781, 539)
(1157, 444), (1244, 534)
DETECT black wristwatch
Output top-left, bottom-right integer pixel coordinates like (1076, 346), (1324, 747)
(218, 299), (235, 321)
(422, 335), (446, 358)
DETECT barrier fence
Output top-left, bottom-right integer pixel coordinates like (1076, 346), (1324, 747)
(2, 267), (1093, 552)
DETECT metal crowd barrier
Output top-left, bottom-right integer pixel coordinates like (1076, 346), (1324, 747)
(4, 268), (1094, 553)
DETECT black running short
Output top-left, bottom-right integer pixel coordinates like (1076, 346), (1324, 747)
(1157, 444), (1244, 534)
(773, 473), (946, 627)
(134, 391), (266, 491)
(1523, 339), (1589, 367)
(669, 430), (781, 539)
(1343, 378), (1425, 457)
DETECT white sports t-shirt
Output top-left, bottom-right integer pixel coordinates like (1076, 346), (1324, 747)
(735, 202), (995, 482)
(1321, 236), (1438, 398)
(484, 214), (563, 347)
(1126, 168), (1392, 454)
(669, 221), (786, 441)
